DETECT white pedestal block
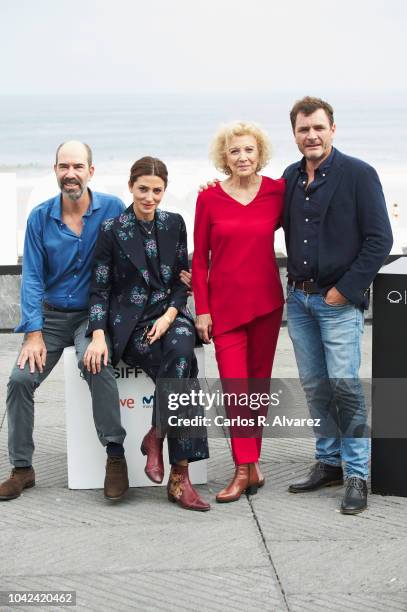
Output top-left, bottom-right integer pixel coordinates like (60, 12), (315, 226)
(0, 173), (18, 265)
(64, 346), (207, 489)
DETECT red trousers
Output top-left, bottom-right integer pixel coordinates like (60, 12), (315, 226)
(214, 308), (283, 465)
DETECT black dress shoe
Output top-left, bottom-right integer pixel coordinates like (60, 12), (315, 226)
(340, 477), (367, 514)
(288, 461), (343, 493)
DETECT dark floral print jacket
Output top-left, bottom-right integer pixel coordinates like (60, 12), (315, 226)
(87, 204), (194, 365)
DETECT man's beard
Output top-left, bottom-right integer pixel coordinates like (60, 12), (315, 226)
(59, 178), (86, 201)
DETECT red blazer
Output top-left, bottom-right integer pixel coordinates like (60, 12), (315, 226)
(192, 176), (285, 337)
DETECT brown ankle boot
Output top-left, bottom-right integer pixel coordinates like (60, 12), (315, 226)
(0, 467), (35, 501)
(104, 456), (129, 501)
(140, 426), (164, 483)
(167, 464), (210, 511)
(216, 463), (260, 503)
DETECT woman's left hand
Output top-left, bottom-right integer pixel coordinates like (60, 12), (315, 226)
(179, 269), (192, 290)
(147, 316), (171, 344)
(179, 269), (193, 296)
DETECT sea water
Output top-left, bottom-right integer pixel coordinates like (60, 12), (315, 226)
(0, 91), (406, 253)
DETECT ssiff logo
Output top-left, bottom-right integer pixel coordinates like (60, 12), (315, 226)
(114, 366), (144, 379)
(387, 290), (407, 304)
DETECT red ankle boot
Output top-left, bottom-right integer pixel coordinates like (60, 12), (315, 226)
(140, 426), (164, 483)
(167, 464), (210, 511)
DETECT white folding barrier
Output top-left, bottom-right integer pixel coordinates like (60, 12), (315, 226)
(64, 346), (207, 489)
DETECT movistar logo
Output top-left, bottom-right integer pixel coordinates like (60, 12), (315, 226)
(142, 395), (154, 407)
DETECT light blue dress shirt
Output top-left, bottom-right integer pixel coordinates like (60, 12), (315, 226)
(16, 190), (125, 333)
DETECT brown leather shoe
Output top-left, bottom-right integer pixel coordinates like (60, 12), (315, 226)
(140, 426), (164, 483)
(104, 457), (129, 501)
(167, 464), (210, 511)
(216, 463), (260, 503)
(0, 467), (35, 501)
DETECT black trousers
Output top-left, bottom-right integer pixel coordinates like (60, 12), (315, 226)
(122, 315), (209, 465)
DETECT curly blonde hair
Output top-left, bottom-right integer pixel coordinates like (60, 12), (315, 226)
(209, 121), (271, 176)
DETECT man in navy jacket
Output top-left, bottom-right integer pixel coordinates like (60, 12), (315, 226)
(284, 97), (393, 514)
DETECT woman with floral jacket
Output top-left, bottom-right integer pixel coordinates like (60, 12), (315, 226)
(84, 157), (209, 511)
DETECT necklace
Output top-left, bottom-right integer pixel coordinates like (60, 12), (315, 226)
(138, 219), (155, 235)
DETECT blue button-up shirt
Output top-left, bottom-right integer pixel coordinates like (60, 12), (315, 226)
(287, 148), (336, 282)
(16, 190), (125, 333)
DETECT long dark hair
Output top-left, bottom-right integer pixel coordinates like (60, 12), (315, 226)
(129, 156), (168, 188)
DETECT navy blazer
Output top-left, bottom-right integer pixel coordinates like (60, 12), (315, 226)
(283, 148), (393, 308)
(87, 205), (193, 365)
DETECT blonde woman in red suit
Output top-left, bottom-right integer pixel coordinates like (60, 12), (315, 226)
(191, 121), (284, 503)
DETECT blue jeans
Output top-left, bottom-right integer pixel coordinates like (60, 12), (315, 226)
(286, 286), (369, 481)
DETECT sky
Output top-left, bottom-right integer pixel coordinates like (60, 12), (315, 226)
(1, 0), (407, 95)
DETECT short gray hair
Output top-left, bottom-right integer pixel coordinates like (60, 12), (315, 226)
(55, 142), (93, 167)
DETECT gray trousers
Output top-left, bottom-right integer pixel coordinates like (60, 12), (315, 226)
(7, 310), (126, 467)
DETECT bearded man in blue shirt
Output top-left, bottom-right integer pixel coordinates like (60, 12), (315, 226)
(0, 141), (128, 502)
